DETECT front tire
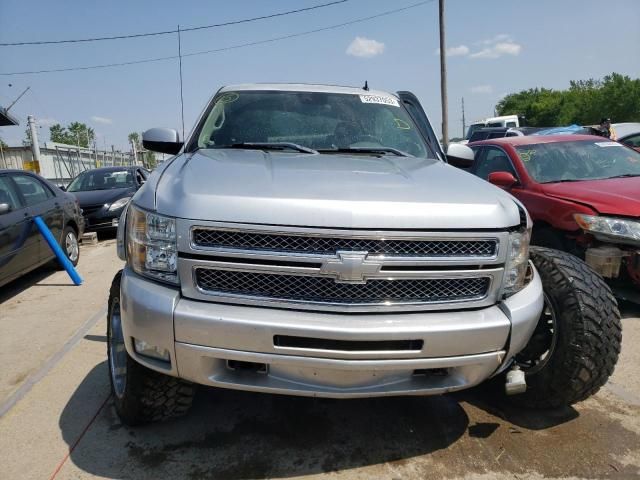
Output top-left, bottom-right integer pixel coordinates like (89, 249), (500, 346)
(511, 247), (622, 408)
(107, 270), (196, 425)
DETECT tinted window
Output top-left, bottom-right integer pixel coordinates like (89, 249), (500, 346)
(12, 175), (53, 206)
(515, 140), (640, 183)
(68, 169), (135, 192)
(475, 147), (517, 180)
(622, 133), (640, 148)
(488, 131), (507, 139)
(0, 176), (21, 210)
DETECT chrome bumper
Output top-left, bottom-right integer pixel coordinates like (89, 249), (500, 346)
(120, 264), (543, 398)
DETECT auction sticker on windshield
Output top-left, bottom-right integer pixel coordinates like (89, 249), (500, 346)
(359, 94), (400, 107)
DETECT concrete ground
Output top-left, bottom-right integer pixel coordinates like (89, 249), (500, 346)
(0, 240), (639, 480)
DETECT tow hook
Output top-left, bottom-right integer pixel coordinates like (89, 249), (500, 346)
(505, 365), (527, 395)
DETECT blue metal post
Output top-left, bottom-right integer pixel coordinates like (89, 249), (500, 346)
(34, 216), (83, 285)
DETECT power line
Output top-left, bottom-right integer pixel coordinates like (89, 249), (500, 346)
(0, 1), (348, 47)
(0, 1), (433, 76)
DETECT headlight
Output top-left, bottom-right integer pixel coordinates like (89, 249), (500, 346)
(503, 213), (532, 297)
(574, 214), (640, 243)
(108, 197), (132, 211)
(126, 204), (178, 284)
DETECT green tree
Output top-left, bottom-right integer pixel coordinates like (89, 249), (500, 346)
(128, 131), (156, 169)
(0, 137), (7, 148)
(49, 122), (95, 147)
(495, 73), (640, 127)
(128, 132), (140, 147)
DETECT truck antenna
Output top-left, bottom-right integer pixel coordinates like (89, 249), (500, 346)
(363, 80), (369, 91)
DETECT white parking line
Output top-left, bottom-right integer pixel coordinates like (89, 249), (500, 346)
(0, 305), (107, 418)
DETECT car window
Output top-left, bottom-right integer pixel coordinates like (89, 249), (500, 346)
(488, 131), (507, 139)
(622, 133), (640, 147)
(469, 131), (489, 142)
(12, 174), (53, 206)
(0, 176), (22, 210)
(506, 121), (517, 128)
(474, 147), (517, 180)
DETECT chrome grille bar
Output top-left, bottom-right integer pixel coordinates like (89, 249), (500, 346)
(192, 228), (498, 257)
(195, 268), (490, 305)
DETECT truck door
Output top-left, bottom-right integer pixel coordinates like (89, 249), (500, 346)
(396, 91), (445, 160)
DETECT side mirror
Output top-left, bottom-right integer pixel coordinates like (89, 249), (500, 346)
(488, 171), (518, 189)
(142, 128), (183, 155)
(0, 203), (11, 215)
(446, 143), (475, 168)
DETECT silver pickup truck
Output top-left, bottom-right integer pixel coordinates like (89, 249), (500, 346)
(108, 84), (621, 425)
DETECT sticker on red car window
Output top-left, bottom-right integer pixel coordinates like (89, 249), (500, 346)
(359, 94), (400, 107)
(595, 141), (622, 147)
(519, 149), (536, 162)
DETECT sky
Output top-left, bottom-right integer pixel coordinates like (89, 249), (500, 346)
(1, 0), (639, 149)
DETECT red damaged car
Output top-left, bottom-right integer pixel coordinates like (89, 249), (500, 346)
(464, 134), (640, 298)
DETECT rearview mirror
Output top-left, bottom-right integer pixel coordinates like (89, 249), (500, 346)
(488, 171), (518, 189)
(142, 128), (184, 155)
(446, 143), (474, 168)
(0, 203), (11, 215)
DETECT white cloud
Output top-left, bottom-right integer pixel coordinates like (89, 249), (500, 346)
(470, 41), (522, 59)
(471, 85), (493, 94)
(346, 36), (385, 58)
(435, 45), (470, 57)
(479, 33), (511, 45)
(91, 115), (113, 125)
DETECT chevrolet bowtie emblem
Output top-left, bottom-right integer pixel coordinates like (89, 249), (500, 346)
(320, 251), (382, 283)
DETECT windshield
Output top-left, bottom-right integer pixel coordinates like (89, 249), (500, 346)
(194, 90), (432, 158)
(516, 140), (640, 183)
(465, 123), (485, 140)
(67, 170), (134, 192)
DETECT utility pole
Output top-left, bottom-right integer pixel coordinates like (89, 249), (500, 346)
(461, 97), (466, 138)
(438, 0), (449, 150)
(27, 115), (41, 167)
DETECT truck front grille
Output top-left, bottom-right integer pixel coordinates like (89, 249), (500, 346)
(192, 228), (497, 257)
(195, 268), (490, 305)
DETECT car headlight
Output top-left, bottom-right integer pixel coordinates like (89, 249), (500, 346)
(126, 204), (178, 284)
(108, 197), (132, 211)
(574, 214), (640, 243)
(503, 211), (532, 297)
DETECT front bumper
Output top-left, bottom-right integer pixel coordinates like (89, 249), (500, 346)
(83, 208), (123, 231)
(120, 265), (543, 398)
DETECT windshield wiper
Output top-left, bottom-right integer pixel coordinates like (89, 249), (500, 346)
(317, 147), (410, 157)
(540, 179), (584, 184)
(219, 142), (318, 154)
(604, 173), (640, 179)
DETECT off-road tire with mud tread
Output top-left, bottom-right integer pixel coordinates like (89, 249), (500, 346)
(107, 270), (196, 425)
(511, 247), (622, 408)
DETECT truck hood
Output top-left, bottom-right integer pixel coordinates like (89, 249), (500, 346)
(541, 177), (640, 217)
(143, 149), (521, 230)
